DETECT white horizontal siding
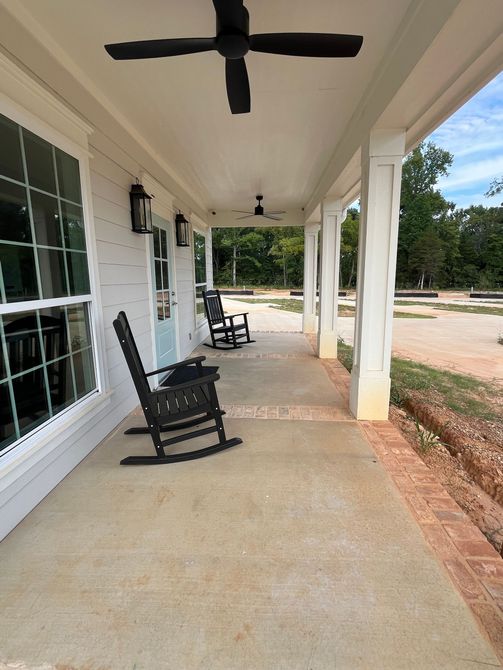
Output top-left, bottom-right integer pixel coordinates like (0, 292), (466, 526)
(0, 127), (209, 539)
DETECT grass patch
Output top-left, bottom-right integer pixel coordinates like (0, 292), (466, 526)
(393, 311), (436, 319)
(336, 339), (502, 423)
(395, 301), (503, 317)
(228, 298), (435, 318)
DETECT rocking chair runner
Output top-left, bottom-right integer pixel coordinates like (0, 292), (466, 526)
(113, 311), (242, 465)
(202, 289), (255, 349)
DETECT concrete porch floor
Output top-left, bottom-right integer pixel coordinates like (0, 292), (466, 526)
(0, 334), (501, 669)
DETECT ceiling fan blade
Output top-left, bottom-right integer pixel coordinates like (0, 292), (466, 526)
(263, 214), (282, 221)
(249, 33), (363, 58)
(265, 210), (286, 215)
(105, 37), (216, 60)
(225, 58), (251, 114)
(213, 0), (244, 27)
(232, 210), (254, 214)
(236, 214), (255, 220)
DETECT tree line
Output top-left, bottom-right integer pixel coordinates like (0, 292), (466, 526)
(213, 142), (503, 290)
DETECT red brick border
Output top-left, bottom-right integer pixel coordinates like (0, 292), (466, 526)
(359, 420), (503, 661)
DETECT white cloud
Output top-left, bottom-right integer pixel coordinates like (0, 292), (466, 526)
(426, 72), (503, 207)
(437, 155), (503, 190)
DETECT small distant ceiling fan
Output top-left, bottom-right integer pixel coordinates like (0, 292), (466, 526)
(233, 195), (285, 221)
(104, 0), (363, 115)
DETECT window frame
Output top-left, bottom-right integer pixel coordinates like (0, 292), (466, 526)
(193, 228), (208, 325)
(0, 95), (105, 459)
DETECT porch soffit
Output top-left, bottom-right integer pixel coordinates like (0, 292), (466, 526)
(0, 0), (501, 221)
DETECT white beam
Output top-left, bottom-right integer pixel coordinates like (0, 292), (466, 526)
(302, 223), (320, 334)
(317, 199), (346, 358)
(349, 129), (405, 420)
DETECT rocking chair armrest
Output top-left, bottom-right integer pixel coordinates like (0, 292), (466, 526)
(148, 372), (220, 395)
(224, 312), (249, 321)
(145, 355), (206, 377)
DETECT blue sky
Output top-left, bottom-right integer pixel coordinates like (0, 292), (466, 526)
(429, 71), (503, 210)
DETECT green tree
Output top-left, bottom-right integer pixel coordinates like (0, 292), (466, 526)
(340, 208), (359, 287)
(269, 229), (304, 287)
(485, 176), (503, 198)
(408, 228), (445, 288)
(397, 142), (453, 287)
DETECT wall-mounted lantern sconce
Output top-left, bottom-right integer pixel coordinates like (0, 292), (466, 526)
(175, 211), (190, 247)
(130, 180), (153, 234)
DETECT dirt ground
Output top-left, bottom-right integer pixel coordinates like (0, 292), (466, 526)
(390, 393), (503, 556)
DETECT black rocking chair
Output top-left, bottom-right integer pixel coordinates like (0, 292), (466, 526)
(113, 311), (242, 465)
(202, 289), (255, 350)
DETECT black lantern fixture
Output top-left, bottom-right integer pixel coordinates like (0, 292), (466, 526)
(175, 211), (190, 247)
(130, 179), (153, 234)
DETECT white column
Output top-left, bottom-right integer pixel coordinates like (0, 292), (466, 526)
(302, 222), (320, 333)
(350, 129), (406, 420)
(317, 199), (346, 358)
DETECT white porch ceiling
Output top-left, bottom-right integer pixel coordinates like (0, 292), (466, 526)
(0, 0), (502, 219)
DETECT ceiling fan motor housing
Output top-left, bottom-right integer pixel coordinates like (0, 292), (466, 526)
(254, 194), (264, 215)
(216, 6), (250, 59)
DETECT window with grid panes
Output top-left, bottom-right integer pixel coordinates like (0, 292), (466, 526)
(0, 112), (97, 455)
(193, 231), (207, 322)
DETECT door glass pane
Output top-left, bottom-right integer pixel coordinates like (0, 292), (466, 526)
(0, 243), (39, 303)
(156, 293), (164, 321)
(55, 149), (82, 204)
(155, 260), (162, 291)
(38, 248), (67, 298)
(67, 304), (91, 351)
(62, 202), (86, 250)
(3, 311), (42, 376)
(0, 114), (23, 182)
(39, 307), (69, 361)
(23, 130), (56, 195)
(47, 356), (75, 414)
(153, 227), (160, 258)
(162, 260), (169, 292)
(67, 251), (90, 295)
(13, 368), (50, 436)
(73, 347), (96, 399)
(161, 229), (167, 258)
(0, 179), (31, 243)
(0, 382), (16, 452)
(31, 190), (62, 248)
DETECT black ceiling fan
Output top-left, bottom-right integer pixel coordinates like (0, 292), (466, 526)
(233, 195), (285, 221)
(104, 0), (363, 115)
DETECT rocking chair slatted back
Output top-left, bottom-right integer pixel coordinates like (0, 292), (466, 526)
(115, 311), (149, 399)
(203, 290), (225, 325)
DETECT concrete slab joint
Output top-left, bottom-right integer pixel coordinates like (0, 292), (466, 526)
(317, 199), (346, 359)
(349, 128), (406, 420)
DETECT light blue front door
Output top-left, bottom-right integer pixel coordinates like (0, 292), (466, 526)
(151, 214), (177, 373)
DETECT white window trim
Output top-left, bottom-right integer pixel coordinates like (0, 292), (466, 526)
(193, 227), (208, 327)
(0, 63), (109, 464)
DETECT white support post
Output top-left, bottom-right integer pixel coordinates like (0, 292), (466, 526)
(302, 222), (320, 333)
(350, 129), (406, 420)
(317, 199), (346, 358)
